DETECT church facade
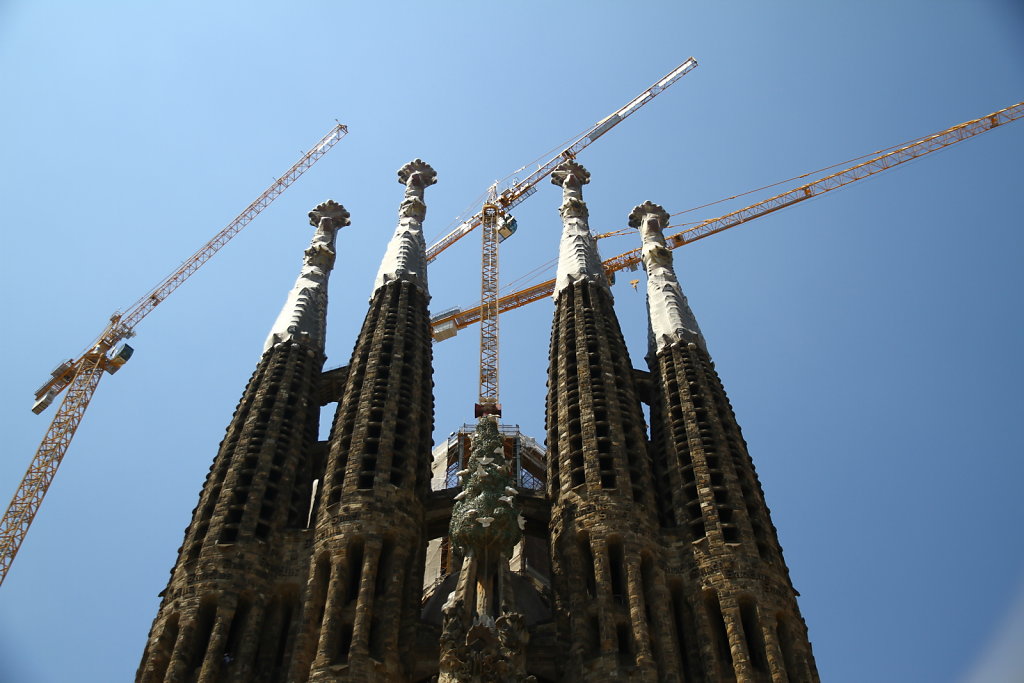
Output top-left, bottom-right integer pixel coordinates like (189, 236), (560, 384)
(137, 159), (818, 682)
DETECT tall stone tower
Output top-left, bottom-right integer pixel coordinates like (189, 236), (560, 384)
(633, 199), (818, 682)
(137, 159), (818, 682)
(137, 199), (350, 682)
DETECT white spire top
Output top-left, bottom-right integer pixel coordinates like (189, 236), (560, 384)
(629, 201), (707, 353)
(551, 161), (610, 298)
(372, 159), (437, 298)
(264, 200), (350, 353)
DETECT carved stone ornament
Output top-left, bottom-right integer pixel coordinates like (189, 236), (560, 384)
(550, 159), (591, 188)
(398, 158), (438, 188)
(627, 200), (669, 230)
(308, 199), (351, 229)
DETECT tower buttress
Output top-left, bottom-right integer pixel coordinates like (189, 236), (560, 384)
(137, 201), (350, 683)
(635, 201), (819, 682)
(293, 160), (437, 682)
(545, 163), (681, 681)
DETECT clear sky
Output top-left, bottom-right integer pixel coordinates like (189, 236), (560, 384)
(1, 2), (1022, 681)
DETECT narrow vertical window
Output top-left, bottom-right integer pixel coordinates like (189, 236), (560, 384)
(739, 597), (768, 672)
(608, 539), (626, 605)
(704, 590), (734, 680)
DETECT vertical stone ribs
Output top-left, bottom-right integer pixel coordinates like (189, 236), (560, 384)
(636, 201), (819, 682)
(298, 160), (436, 682)
(545, 163), (679, 681)
(137, 202), (349, 683)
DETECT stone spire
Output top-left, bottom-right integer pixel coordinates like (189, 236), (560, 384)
(372, 158), (436, 297)
(293, 160), (438, 681)
(551, 161), (609, 297)
(264, 200), (350, 352)
(639, 199), (820, 681)
(138, 200), (346, 683)
(629, 201), (706, 353)
(544, 162), (680, 681)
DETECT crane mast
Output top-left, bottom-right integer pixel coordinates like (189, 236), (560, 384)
(429, 100), (1024, 339)
(447, 59), (700, 419)
(1, 123), (348, 587)
(476, 196), (502, 417)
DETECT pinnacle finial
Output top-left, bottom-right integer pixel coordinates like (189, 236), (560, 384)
(308, 199), (351, 229)
(397, 159), (438, 188)
(550, 160), (590, 188)
(628, 201), (670, 230)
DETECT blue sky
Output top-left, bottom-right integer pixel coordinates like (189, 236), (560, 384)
(1, 2), (1022, 681)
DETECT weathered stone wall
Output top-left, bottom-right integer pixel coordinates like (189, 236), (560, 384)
(649, 338), (819, 682)
(138, 166), (822, 683)
(544, 162), (682, 682)
(627, 198), (819, 683)
(292, 161), (437, 683)
(136, 339), (325, 683)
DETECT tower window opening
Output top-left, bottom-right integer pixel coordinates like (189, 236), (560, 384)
(740, 598), (768, 672)
(608, 540), (626, 605)
(777, 614), (802, 679)
(580, 535), (597, 599)
(368, 617), (384, 660)
(149, 613), (179, 681)
(188, 598), (217, 674)
(669, 582), (703, 682)
(616, 622), (634, 658)
(347, 540), (365, 604)
(335, 622), (356, 663)
(705, 591), (734, 677)
(224, 597), (250, 660)
(375, 540), (394, 597)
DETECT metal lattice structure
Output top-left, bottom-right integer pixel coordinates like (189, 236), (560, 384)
(1, 123), (348, 587)
(429, 101), (1024, 339)
(424, 58), (699, 265)
(476, 203), (501, 416)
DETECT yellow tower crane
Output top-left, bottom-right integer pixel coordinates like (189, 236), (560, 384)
(0, 123), (349, 586)
(429, 59), (700, 418)
(429, 101), (1024, 339)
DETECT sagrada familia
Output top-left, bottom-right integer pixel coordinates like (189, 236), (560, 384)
(136, 159), (819, 682)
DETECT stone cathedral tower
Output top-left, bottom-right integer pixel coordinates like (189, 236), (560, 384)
(138, 159), (818, 682)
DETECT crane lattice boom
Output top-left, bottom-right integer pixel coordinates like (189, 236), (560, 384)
(430, 101), (1023, 338)
(476, 202), (502, 416)
(424, 58), (698, 264)
(33, 123), (349, 409)
(1, 123), (348, 587)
